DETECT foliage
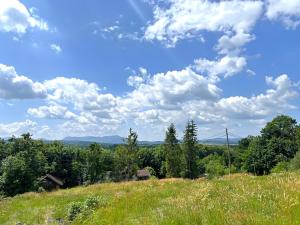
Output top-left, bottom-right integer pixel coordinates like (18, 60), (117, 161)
(271, 161), (290, 173)
(164, 123), (183, 178)
(0, 155), (31, 196)
(68, 202), (84, 221)
(183, 120), (198, 179)
(290, 151), (300, 170)
(86, 143), (103, 183)
(200, 154), (226, 178)
(245, 115), (299, 175)
(0, 115), (300, 197)
(68, 196), (105, 221)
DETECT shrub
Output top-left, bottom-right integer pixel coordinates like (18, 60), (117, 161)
(271, 161), (289, 173)
(290, 151), (300, 170)
(145, 167), (156, 177)
(37, 187), (46, 193)
(68, 202), (83, 221)
(68, 196), (108, 221)
(205, 159), (225, 179)
(84, 196), (100, 210)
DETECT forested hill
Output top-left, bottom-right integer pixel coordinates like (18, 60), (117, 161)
(60, 136), (241, 146)
(0, 115), (299, 199)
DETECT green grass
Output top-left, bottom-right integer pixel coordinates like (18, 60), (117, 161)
(0, 172), (300, 225)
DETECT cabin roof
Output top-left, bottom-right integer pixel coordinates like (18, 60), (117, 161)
(137, 169), (151, 178)
(42, 174), (64, 186)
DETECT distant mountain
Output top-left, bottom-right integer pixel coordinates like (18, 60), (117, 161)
(62, 136), (241, 146)
(63, 135), (125, 144)
(199, 138), (241, 145)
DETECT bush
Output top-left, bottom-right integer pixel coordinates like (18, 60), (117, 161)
(84, 196), (100, 209)
(290, 151), (300, 170)
(271, 161), (289, 173)
(68, 202), (83, 221)
(37, 187), (46, 193)
(205, 160), (225, 179)
(145, 167), (156, 177)
(68, 196), (108, 221)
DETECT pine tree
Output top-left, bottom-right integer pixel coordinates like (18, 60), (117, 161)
(164, 123), (183, 178)
(127, 128), (138, 152)
(122, 128), (139, 180)
(183, 120), (198, 179)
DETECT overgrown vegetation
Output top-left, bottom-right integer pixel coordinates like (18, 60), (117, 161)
(0, 115), (300, 197)
(0, 172), (299, 224)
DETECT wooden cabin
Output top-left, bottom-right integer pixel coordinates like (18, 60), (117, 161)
(40, 174), (64, 191)
(137, 169), (151, 180)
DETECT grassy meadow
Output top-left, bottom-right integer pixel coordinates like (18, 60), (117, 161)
(0, 172), (299, 225)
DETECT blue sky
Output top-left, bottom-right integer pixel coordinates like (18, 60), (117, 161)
(0, 0), (300, 140)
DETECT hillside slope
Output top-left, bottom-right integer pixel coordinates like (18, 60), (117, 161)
(0, 172), (299, 225)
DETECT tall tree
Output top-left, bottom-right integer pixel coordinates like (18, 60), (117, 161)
(86, 143), (103, 183)
(115, 128), (139, 180)
(183, 120), (198, 179)
(164, 123), (183, 178)
(295, 125), (300, 152)
(245, 115), (299, 175)
(127, 128), (138, 152)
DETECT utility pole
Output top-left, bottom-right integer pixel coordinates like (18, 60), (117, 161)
(226, 128), (231, 175)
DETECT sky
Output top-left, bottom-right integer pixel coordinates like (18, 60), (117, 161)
(0, 0), (300, 141)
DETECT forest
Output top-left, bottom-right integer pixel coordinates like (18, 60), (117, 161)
(0, 115), (300, 197)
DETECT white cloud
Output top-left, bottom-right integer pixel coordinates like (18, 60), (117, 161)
(0, 0), (48, 34)
(215, 74), (297, 119)
(193, 56), (247, 81)
(127, 67), (150, 87)
(28, 103), (76, 120)
(44, 77), (117, 112)
(144, 0), (263, 46)
(266, 0), (300, 29)
(123, 68), (221, 111)
(0, 64), (47, 99)
(0, 65), (291, 140)
(0, 120), (37, 137)
(215, 31), (255, 56)
(50, 44), (62, 54)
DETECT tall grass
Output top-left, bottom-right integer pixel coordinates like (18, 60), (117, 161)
(0, 172), (299, 225)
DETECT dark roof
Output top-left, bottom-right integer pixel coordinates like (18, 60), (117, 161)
(43, 174), (64, 186)
(137, 169), (151, 178)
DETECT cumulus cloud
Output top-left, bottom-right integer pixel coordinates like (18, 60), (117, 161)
(123, 68), (221, 111)
(144, 0), (263, 46)
(144, 0), (264, 80)
(266, 0), (300, 29)
(0, 0), (48, 34)
(0, 120), (37, 137)
(0, 64), (47, 99)
(27, 103), (76, 120)
(193, 56), (247, 81)
(44, 77), (117, 112)
(215, 75), (297, 119)
(0, 65), (292, 139)
(127, 67), (150, 87)
(216, 31), (255, 56)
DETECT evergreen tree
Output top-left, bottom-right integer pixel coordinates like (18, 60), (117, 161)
(127, 128), (138, 152)
(115, 128), (139, 180)
(164, 123), (183, 177)
(86, 143), (103, 183)
(183, 120), (198, 179)
(295, 125), (300, 151)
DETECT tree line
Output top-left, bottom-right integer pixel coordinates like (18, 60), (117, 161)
(0, 115), (300, 197)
